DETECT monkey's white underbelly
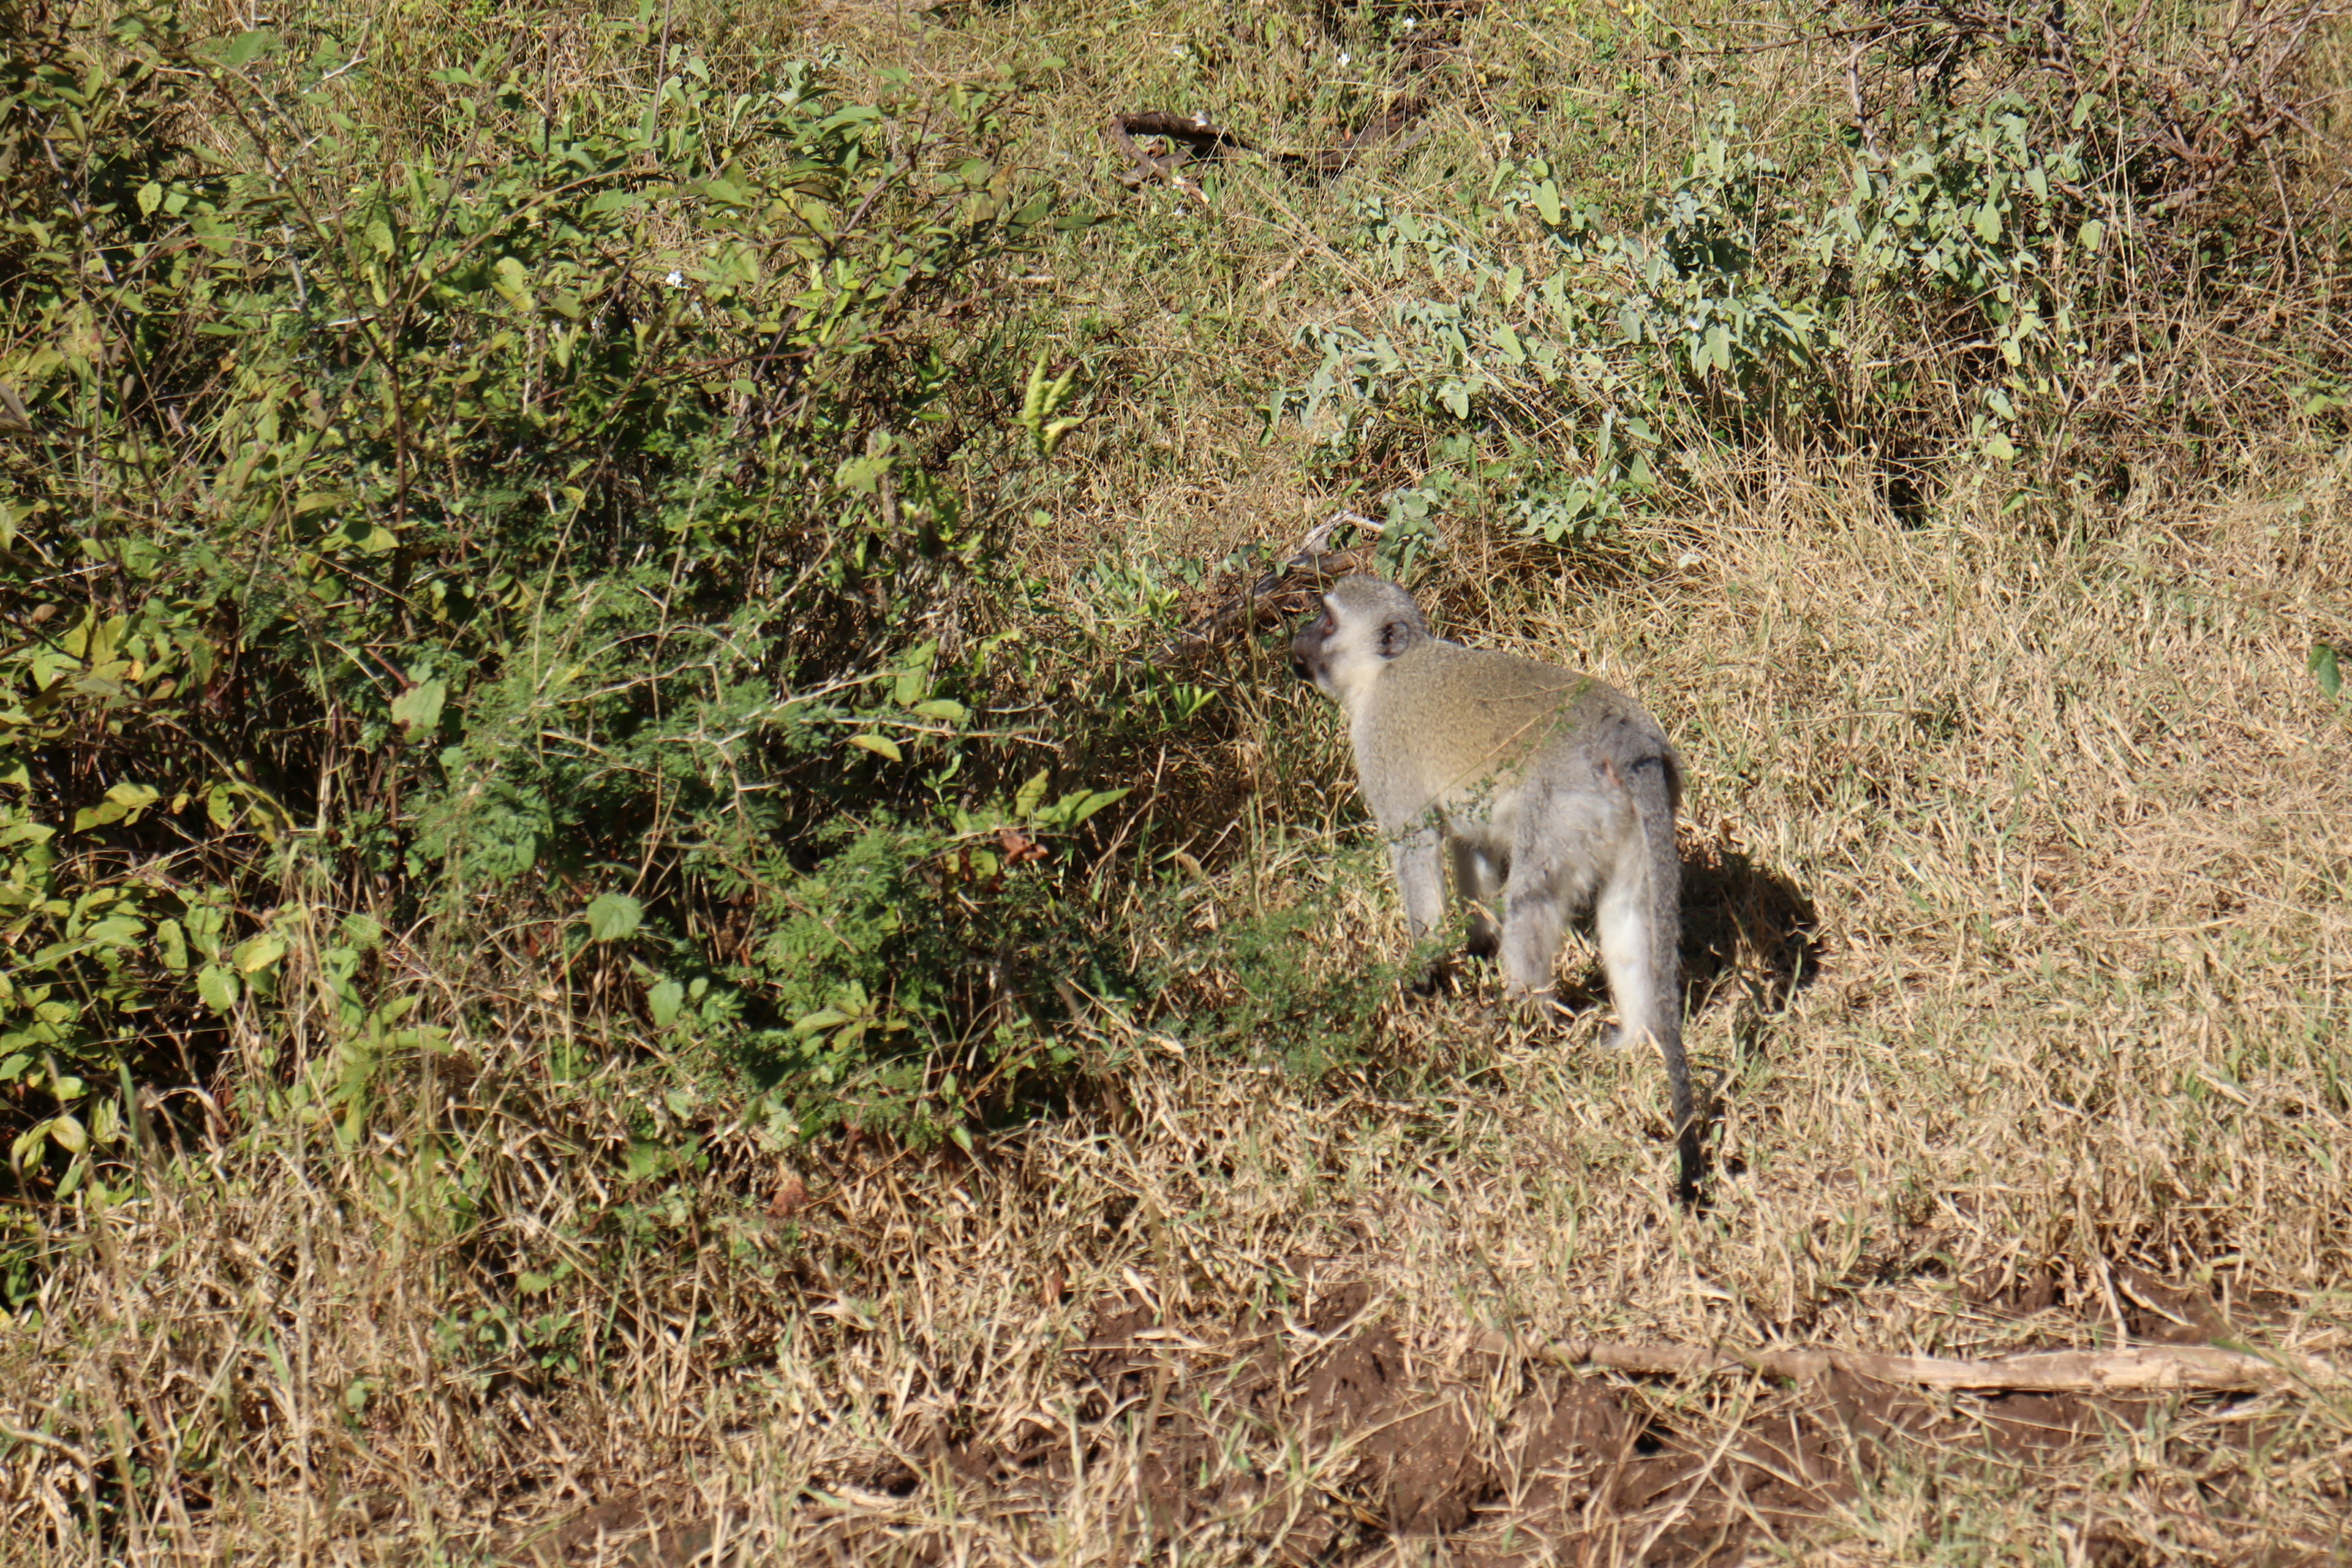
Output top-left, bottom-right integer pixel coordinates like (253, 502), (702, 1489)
(1430, 773), (1638, 902)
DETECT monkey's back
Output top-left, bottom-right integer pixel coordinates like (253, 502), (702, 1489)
(1352, 641), (1672, 832)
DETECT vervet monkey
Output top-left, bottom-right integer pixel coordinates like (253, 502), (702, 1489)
(1290, 575), (1698, 1196)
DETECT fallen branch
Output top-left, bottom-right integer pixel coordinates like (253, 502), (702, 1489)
(1149, 511), (1382, 663)
(1479, 1333), (2346, 1394)
(1102, 104), (1429, 200)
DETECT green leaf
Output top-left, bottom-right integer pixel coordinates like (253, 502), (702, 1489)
(30, 645), (80, 690)
(1039, 787), (1131, 830)
(1014, 769), (1049, 820)
(2313, 644), (2343, 699)
(1532, 179), (1562, 228)
(835, 454), (891, 494)
(846, 733), (902, 762)
(222, 28), (277, 66)
(48, 1113), (87, 1155)
(73, 799), (130, 832)
(2076, 219), (2104, 252)
(84, 914), (144, 949)
(912, 699), (968, 723)
(233, 932), (288, 973)
(492, 256), (532, 306)
(648, 978), (685, 1028)
(156, 919), (189, 971)
(390, 679), (447, 735)
(583, 892), (642, 942)
(137, 181), (163, 217)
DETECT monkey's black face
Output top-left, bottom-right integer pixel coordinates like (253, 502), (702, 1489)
(1289, 610), (1334, 683)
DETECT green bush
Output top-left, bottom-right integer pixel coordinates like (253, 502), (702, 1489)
(1286, 6), (2336, 560)
(0, 2), (1115, 1185)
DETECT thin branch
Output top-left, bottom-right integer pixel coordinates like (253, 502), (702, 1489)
(1483, 1333), (2346, 1393)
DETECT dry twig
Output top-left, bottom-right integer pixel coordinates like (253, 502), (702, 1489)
(1487, 1333), (2347, 1393)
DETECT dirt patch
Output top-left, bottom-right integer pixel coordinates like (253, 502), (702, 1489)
(511, 1272), (2268, 1564)
(840, 1277), (2162, 1565)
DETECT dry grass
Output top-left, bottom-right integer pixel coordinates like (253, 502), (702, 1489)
(7, 0), (2352, 1561)
(8, 470), (2345, 1561)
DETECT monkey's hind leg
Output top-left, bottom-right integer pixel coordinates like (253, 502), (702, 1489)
(1449, 840), (1502, 960)
(1496, 858), (1570, 1014)
(1593, 850), (1668, 1052)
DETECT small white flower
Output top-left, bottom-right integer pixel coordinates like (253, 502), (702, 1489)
(666, 270), (684, 287)
(1338, 51), (1351, 66)
(1403, 15), (1417, 26)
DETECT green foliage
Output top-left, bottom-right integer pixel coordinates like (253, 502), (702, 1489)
(1287, 13), (2331, 551)
(1143, 854), (1401, 1079)
(0, 2), (1107, 1179)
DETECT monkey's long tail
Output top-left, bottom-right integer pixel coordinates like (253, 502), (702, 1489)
(1629, 755), (1702, 1203)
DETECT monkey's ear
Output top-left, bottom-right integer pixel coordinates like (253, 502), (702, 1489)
(1377, 619), (1410, 658)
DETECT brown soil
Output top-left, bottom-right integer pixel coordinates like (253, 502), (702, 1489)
(703, 1275), (2195, 1566)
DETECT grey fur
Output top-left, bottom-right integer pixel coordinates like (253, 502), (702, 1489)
(1290, 575), (1700, 1199)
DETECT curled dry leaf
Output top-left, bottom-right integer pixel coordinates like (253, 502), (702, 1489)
(769, 1171), (808, 1219)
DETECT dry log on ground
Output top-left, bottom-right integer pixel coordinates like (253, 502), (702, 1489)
(1477, 1333), (2345, 1393)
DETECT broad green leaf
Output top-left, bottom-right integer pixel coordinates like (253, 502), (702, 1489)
(583, 892), (642, 942)
(2313, 644), (2343, 699)
(846, 733), (901, 762)
(29, 646), (78, 690)
(137, 181), (163, 217)
(912, 699), (968, 723)
(1014, 770), (1049, 820)
(834, 454), (890, 494)
(492, 255), (532, 306)
(73, 799), (130, 832)
(48, 1113), (88, 1155)
(222, 28), (277, 66)
(1532, 179), (1562, 228)
(2076, 219), (2104, 252)
(390, 679), (446, 734)
(648, 978), (685, 1028)
(233, 932), (288, 972)
(84, 914), (144, 948)
(156, 919), (189, 971)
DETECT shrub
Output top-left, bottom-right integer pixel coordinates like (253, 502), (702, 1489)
(0, 1), (1110, 1189)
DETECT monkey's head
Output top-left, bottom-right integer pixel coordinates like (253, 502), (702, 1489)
(1289, 575), (1429, 706)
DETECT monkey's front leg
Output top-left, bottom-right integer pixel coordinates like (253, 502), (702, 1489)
(1389, 823), (1450, 993)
